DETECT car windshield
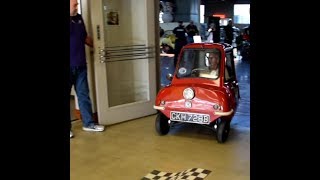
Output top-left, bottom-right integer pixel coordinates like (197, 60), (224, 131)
(176, 48), (221, 80)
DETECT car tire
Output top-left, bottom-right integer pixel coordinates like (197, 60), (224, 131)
(155, 113), (170, 135)
(216, 119), (230, 143)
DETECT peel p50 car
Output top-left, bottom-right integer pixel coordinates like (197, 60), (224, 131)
(154, 43), (240, 143)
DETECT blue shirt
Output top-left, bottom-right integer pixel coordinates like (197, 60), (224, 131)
(70, 14), (87, 67)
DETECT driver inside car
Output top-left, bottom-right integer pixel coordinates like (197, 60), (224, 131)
(199, 51), (220, 79)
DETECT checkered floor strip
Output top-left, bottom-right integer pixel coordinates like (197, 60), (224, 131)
(142, 168), (212, 180)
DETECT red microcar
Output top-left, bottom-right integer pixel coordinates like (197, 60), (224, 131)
(154, 43), (240, 143)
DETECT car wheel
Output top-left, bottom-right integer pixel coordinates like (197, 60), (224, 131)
(216, 119), (230, 143)
(155, 113), (170, 135)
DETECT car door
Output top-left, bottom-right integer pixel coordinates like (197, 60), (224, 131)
(224, 51), (240, 109)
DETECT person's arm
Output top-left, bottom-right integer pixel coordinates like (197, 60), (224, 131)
(195, 26), (199, 34)
(85, 36), (93, 48)
(185, 25), (190, 33)
(173, 27), (177, 35)
(80, 14), (93, 48)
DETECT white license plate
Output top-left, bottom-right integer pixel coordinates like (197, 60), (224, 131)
(170, 111), (210, 124)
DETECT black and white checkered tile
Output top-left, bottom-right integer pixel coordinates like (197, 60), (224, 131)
(142, 168), (212, 180)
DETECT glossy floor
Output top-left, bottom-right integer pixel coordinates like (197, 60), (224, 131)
(71, 56), (250, 180)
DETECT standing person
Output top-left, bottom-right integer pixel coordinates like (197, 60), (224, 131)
(224, 20), (234, 45)
(70, 0), (105, 138)
(185, 20), (199, 44)
(173, 21), (187, 68)
(205, 23), (216, 43)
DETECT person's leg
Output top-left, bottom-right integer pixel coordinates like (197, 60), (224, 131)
(174, 41), (182, 68)
(74, 66), (105, 132)
(174, 45), (179, 68)
(74, 66), (95, 127)
(187, 36), (193, 44)
(69, 67), (76, 138)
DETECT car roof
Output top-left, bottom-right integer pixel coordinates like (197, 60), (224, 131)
(182, 42), (233, 53)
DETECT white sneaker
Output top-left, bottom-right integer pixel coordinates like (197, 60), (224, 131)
(70, 131), (74, 138)
(82, 124), (105, 132)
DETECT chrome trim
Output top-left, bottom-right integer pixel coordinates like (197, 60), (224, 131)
(215, 109), (234, 116)
(99, 44), (155, 62)
(153, 105), (165, 110)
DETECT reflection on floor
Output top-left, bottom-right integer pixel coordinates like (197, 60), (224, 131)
(160, 55), (175, 87)
(232, 57), (250, 129)
(70, 96), (77, 121)
(71, 56), (250, 180)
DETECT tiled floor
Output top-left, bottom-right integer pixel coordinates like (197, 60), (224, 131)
(71, 55), (250, 180)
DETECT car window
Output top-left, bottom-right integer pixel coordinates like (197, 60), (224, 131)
(176, 48), (221, 80)
(225, 52), (235, 82)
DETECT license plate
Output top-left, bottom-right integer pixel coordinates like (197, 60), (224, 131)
(170, 111), (210, 124)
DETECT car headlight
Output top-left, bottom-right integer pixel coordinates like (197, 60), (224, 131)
(213, 103), (222, 111)
(183, 88), (195, 100)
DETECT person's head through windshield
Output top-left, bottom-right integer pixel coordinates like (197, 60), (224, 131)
(207, 51), (220, 71)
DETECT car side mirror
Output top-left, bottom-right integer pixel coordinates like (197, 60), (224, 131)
(166, 73), (173, 81)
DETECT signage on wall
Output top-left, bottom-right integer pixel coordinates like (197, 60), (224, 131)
(107, 11), (119, 25)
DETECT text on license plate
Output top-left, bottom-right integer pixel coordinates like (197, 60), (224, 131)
(170, 111), (210, 124)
